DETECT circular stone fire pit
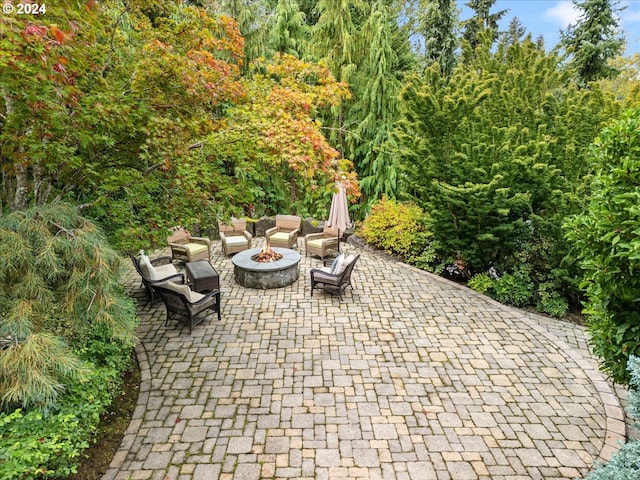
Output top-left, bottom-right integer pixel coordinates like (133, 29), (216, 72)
(232, 247), (301, 289)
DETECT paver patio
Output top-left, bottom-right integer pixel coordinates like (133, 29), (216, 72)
(104, 238), (626, 480)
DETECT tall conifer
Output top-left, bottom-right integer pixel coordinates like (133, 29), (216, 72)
(418, 0), (459, 77)
(561, 0), (625, 86)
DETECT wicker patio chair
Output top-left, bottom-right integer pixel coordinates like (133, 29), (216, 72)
(310, 253), (360, 300)
(219, 218), (253, 256)
(153, 278), (221, 334)
(265, 214), (301, 249)
(304, 225), (339, 261)
(129, 252), (184, 304)
(167, 228), (212, 262)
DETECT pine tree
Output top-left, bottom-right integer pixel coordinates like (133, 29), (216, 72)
(561, 0), (625, 86)
(270, 0), (310, 58)
(462, 0), (508, 52)
(418, 0), (459, 77)
(312, 0), (365, 152)
(0, 203), (137, 412)
(346, 1), (403, 212)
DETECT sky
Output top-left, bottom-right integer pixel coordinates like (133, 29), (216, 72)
(458, 0), (640, 56)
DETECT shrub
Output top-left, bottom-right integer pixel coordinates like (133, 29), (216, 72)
(0, 203), (137, 478)
(580, 356), (640, 479)
(468, 272), (496, 296)
(565, 110), (640, 384)
(536, 281), (569, 318)
(358, 197), (429, 260)
(468, 268), (535, 307)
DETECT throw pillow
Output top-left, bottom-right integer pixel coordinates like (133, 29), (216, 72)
(330, 254), (345, 275)
(139, 255), (156, 280)
(335, 254), (355, 275)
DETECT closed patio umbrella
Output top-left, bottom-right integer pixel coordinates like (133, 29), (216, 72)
(326, 183), (351, 252)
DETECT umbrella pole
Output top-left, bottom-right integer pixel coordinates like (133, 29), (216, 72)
(337, 229), (341, 253)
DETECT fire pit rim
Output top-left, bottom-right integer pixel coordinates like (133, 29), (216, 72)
(231, 247), (301, 273)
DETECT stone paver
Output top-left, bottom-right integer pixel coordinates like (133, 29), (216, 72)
(103, 238), (626, 480)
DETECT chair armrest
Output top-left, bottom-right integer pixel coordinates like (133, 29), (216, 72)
(189, 289), (220, 306)
(310, 269), (340, 285)
(190, 236), (212, 247)
(168, 242), (188, 251)
(219, 232), (228, 242)
(265, 226), (278, 237)
(150, 256), (173, 266)
(148, 273), (185, 284)
(288, 228), (299, 239)
(243, 230), (253, 242)
(305, 232), (325, 241)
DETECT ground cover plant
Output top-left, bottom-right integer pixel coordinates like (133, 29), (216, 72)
(0, 203), (137, 478)
(581, 356), (640, 479)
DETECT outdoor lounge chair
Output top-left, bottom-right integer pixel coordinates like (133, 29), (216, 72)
(310, 253), (360, 300)
(304, 225), (339, 261)
(167, 228), (212, 262)
(129, 252), (184, 304)
(153, 279), (221, 334)
(265, 214), (301, 249)
(219, 218), (253, 256)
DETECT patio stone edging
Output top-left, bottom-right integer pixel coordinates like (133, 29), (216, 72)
(397, 259), (627, 463)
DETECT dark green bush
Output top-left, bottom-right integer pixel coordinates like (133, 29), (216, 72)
(565, 110), (640, 384)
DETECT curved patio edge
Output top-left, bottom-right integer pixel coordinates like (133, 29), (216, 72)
(401, 261), (627, 463)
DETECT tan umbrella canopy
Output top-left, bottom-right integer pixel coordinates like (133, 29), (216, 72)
(326, 183), (351, 252)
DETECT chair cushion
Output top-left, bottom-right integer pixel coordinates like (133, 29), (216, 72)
(139, 255), (155, 279)
(270, 231), (290, 242)
(330, 254), (344, 274)
(225, 236), (248, 247)
(163, 281), (191, 297)
(185, 243), (208, 254)
(335, 254), (355, 275)
(307, 239), (325, 249)
(163, 281), (205, 303)
(155, 263), (178, 278)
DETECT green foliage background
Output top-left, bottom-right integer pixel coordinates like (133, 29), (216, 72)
(565, 110), (640, 384)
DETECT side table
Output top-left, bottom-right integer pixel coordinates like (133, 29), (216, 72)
(185, 261), (220, 293)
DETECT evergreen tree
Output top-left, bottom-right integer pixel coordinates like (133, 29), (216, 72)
(298, 0), (321, 25)
(346, 1), (403, 212)
(462, 0), (508, 52)
(418, 0), (459, 77)
(312, 0), (366, 152)
(270, 0), (310, 58)
(561, 0), (625, 86)
(395, 34), (617, 296)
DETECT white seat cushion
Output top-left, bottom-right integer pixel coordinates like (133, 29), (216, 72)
(185, 242), (208, 254)
(139, 255), (156, 279)
(225, 236), (248, 247)
(307, 239), (325, 249)
(155, 263), (178, 278)
(163, 281), (205, 303)
(270, 232), (290, 242)
(335, 254), (355, 275)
